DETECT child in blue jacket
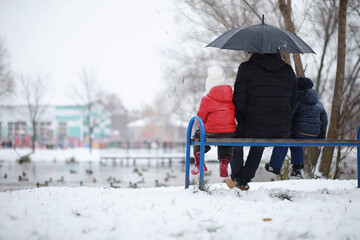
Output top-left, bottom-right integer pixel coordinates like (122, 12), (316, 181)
(265, 77), (328, 178)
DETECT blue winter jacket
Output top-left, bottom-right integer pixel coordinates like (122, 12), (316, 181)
(291, 89), (328, 139)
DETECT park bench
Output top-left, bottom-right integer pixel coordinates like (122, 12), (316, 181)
(185, 116), (360, 191)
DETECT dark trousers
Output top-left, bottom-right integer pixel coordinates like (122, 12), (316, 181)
(193, 130), (235, 159)
(270, 131), (317, 169)
(230, 124), (290, 185)
(230, 146), (264, 185)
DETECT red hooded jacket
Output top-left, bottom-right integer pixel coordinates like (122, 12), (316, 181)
(196, 85), (236, 133)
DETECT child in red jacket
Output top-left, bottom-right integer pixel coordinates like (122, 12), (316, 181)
(191, 66), (236, 177)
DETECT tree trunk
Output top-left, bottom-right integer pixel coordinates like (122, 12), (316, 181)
(89, 136), (93, 154)
(89, 125), (93, 154)
(319, 0), (347, 178)
(303, 146), (321, 178)
(282, 53), (291, 65)
(278, 0), (305, 77)
(333, 146), (343, 179)
(32, 121), (36, 153)
(315, 38), (331, 93)
(279, 0), (322, 176)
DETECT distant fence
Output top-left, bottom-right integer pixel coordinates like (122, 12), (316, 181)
(185, 116), (360, 191)
(100, 146), (186, 166)
(100, 141), (186, 152)
(99, 154), (186, 166)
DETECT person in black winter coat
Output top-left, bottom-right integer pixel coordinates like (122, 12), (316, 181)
(265, 77), (328, 178)
(226, 52), (297, 190)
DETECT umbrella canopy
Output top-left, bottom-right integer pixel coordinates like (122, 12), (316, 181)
(207, 20), (315, 54)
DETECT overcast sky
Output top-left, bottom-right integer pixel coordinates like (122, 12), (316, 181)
(0, 0), (176, 110)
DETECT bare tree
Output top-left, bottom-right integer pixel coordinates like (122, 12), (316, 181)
(72, 67), (104, 153)
(284, 1), (339, 177)
(332, 0), (360, 178)
(302, 0), (360, 178)
(101, 93), (129, 141)
(0, 37), (15, 102)
(165, 0), (269, 121)
(278, 0), (305, 77)
(139, 94), (185, 142)
(276, 0), (358, 178)
(312, 0), (339, 96)
(166, 0), (358, 178)
(319, 0), (348, 178)
(19, 75), (48, 153)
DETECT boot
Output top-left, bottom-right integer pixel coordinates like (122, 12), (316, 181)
(290, 164), (303, 179)
(219, 158), (230, 178)
(191, 152), (208, 175)
(265, 163), (281, 175)
(235, 183), (250, 191)
(226, 177), (237, 189)
(226, 177), (250, 191)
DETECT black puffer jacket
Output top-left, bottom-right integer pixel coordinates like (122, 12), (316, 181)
(292, 89), (328, 139)
(233, 53), (297, 138)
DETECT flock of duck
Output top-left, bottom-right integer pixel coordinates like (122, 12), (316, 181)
(3, 166), (180, 189)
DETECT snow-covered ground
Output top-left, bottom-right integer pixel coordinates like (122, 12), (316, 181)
(0, 179), (359, 240)
(1, 148), (359, 239)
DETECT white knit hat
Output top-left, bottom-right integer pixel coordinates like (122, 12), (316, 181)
(204, 66), (225, 96)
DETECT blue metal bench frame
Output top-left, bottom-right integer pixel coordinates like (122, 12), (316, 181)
(185, 116), (360, 190)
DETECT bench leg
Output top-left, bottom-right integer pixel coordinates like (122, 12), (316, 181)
(185, 118), (195, 189)
(185, 147), (190, 189)
(357, 126), (360, 188)
(199, 122), (205, 191)
(357, 147), (360, 188)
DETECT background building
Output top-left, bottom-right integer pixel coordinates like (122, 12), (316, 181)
(0, 105), (111, 148)
(126, 115), (187, 150)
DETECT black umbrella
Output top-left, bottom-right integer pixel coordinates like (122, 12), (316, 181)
(207, 16), (315, 54)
